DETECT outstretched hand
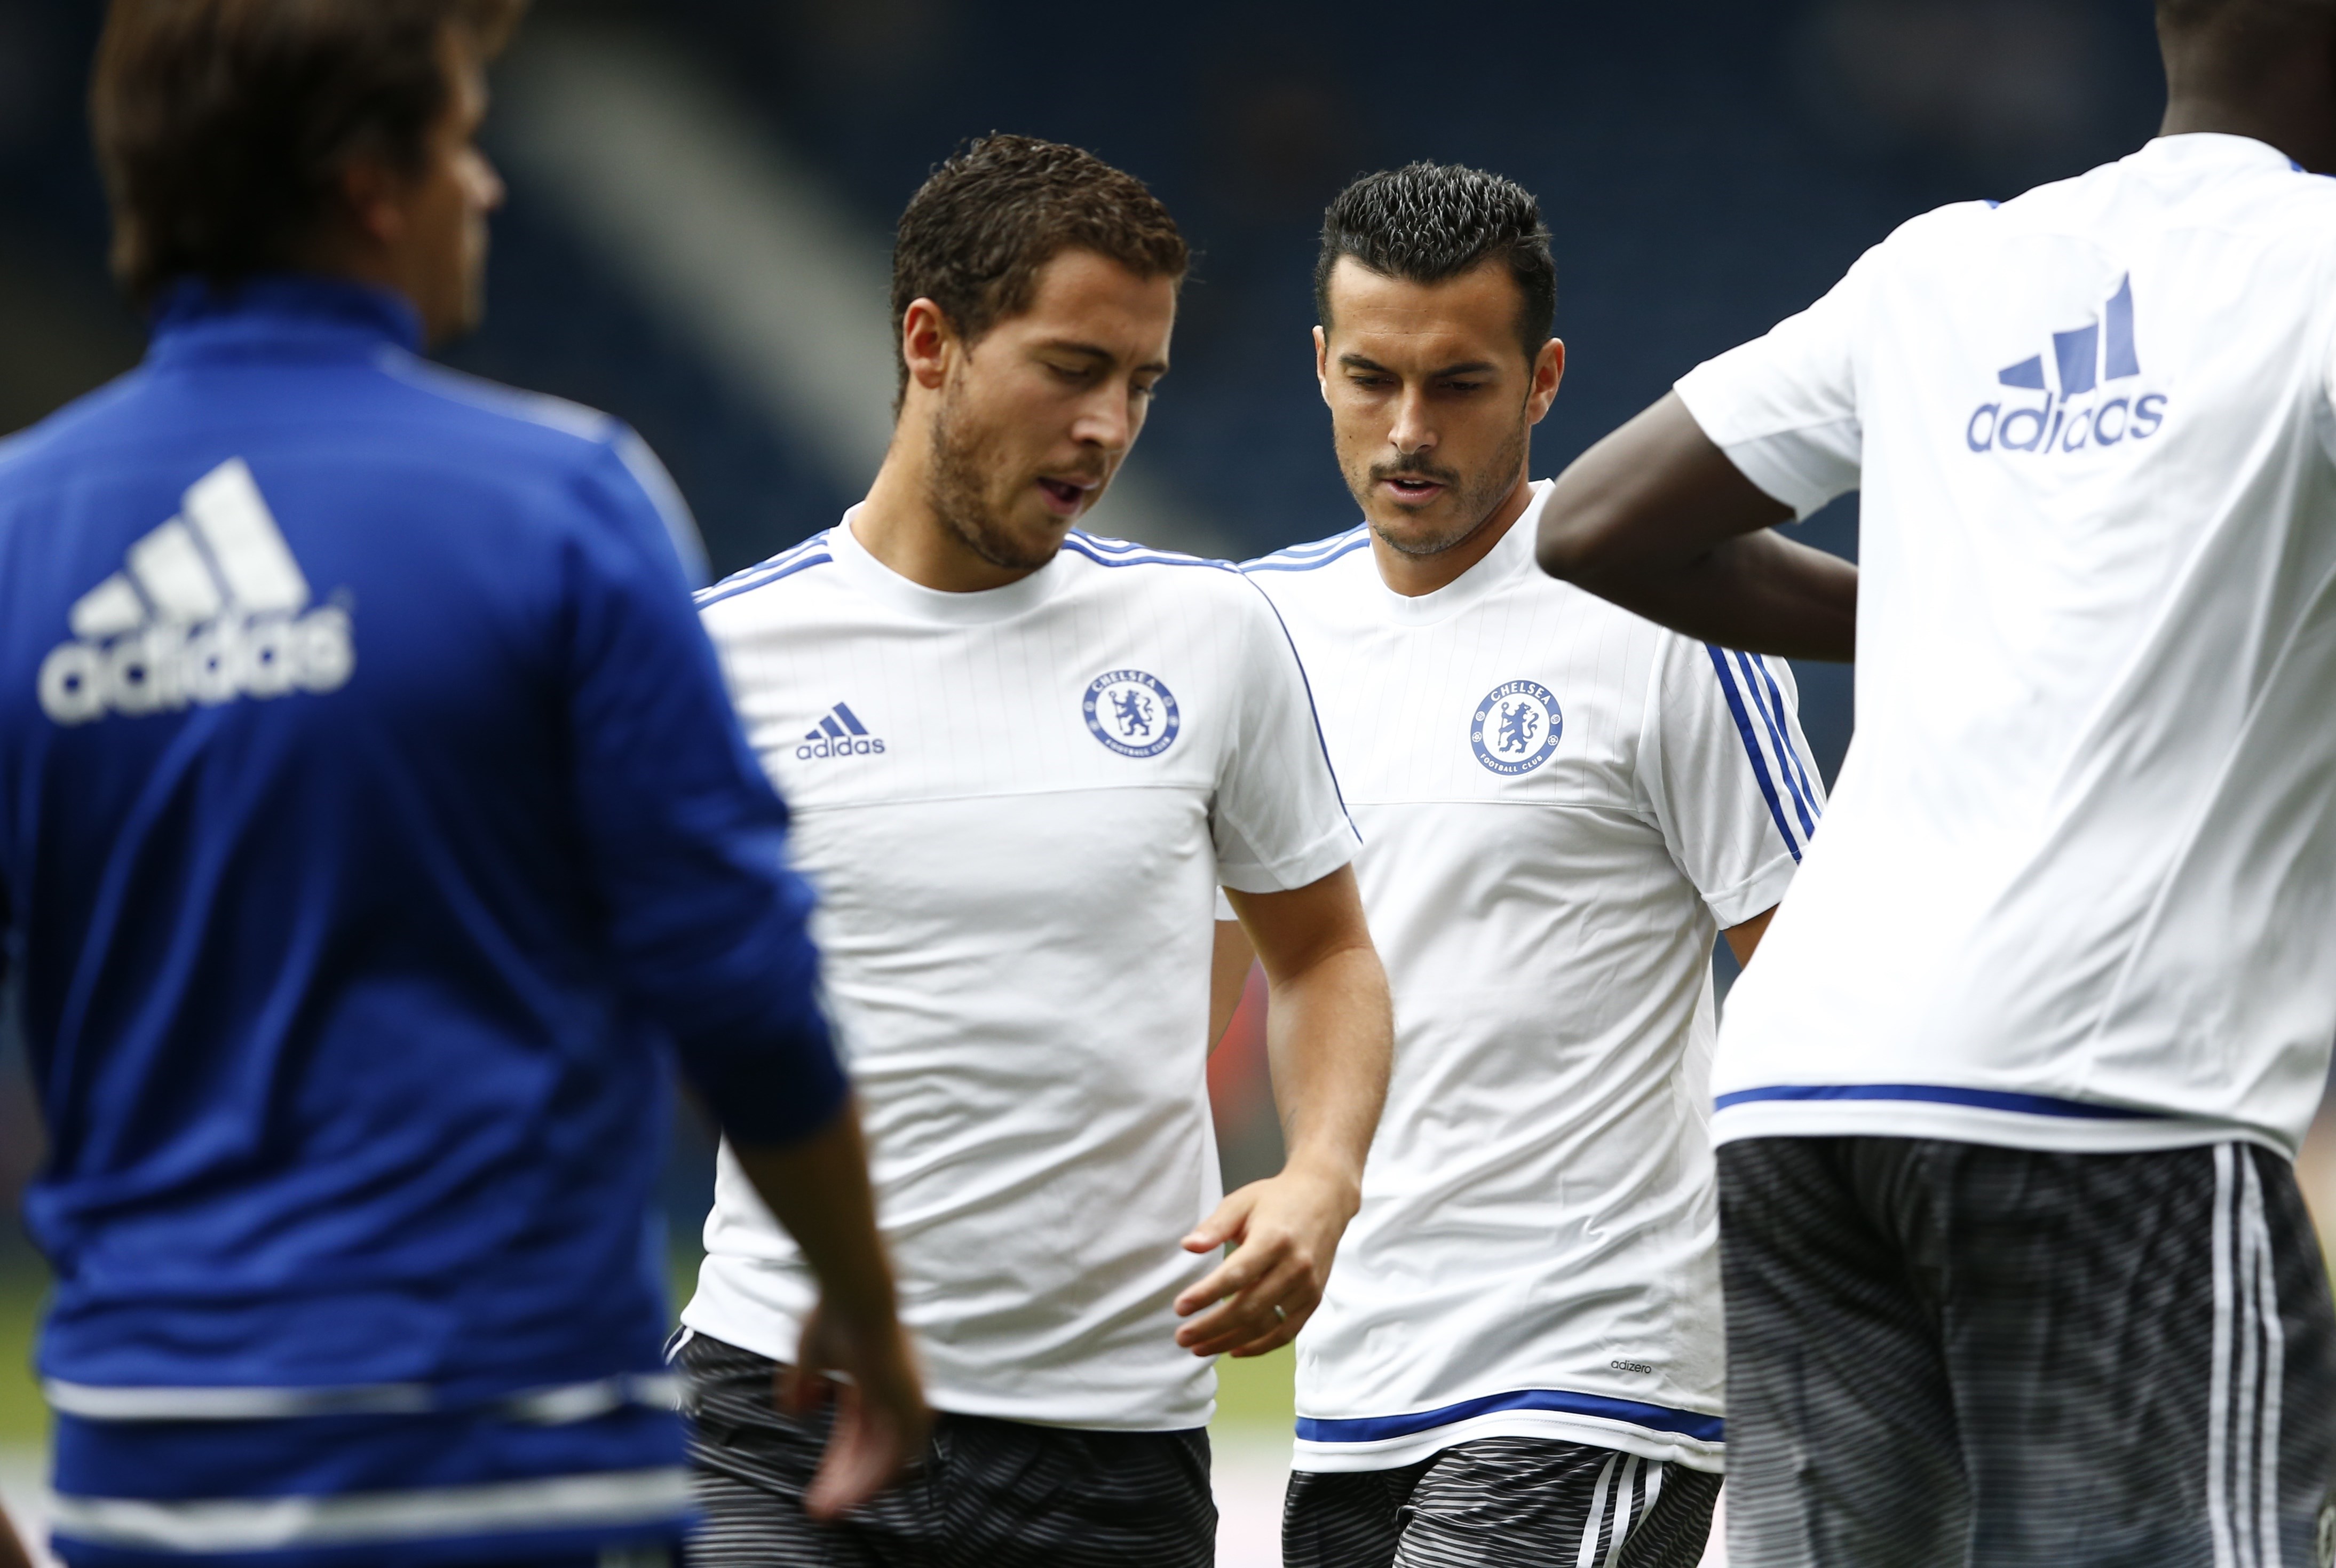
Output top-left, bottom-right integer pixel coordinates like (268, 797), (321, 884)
(781, 1298), (930, 1522)
(1173, 1164), (1360, 1359)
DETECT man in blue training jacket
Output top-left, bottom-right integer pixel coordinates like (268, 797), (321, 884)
(0, 2), (927, 1564)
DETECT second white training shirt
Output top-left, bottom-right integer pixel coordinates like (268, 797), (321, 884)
(1241, 484), (1823, 1474)
(1678, 133), (2336, 1158)
(682, 513), (1357, 1431)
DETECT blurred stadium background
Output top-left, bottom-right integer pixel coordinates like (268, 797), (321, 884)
(0, 1), (2304, 1562)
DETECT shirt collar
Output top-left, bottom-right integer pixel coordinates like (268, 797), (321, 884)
(2133, 132), (2307, 175)
(146, 274), (424, 366)
(830, 504), (1065, 625)
(1374, 478), (1549, 628)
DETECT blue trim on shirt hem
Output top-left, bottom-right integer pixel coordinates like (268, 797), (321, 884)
(1295, 1388), (1723, 1444)
(1714, 1084), (2164, 1120)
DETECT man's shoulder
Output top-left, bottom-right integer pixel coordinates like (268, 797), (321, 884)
(1057, 530), (1259, 612)
(695, 532), (841, 624)
(1238, 525), (1372, 584)
(369, 354), (637, 477)
(0, 368), (159, 488)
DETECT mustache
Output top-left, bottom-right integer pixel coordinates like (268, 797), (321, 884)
(1367, 455), (1461, 486)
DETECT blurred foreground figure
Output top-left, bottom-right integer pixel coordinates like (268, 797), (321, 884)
(674, 134), (1392, 1567)
(1244, 162), (1823, 1568)
(0, 2), (923, 1563)
(1537, 0), (2336, 1562)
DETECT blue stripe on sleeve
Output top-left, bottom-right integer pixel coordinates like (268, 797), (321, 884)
(1705, 645), (1801, 861)
(1748, 655), (1823, 823)
(1734, 651), (1817, 840)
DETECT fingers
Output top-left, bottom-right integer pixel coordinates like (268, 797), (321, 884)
(803, 1382), (907, 1521)
(777, 1358), (830, 1418)
(1174, 1254), (1321, 1357)
(1173, 1230), (1280, 1319)
(1182, 1186), (1257, 1254)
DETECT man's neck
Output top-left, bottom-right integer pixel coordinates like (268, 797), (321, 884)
(852, 442), (1044, 593)
(2158, 55), (2336, 173)
(1370, 471), (1536, 598)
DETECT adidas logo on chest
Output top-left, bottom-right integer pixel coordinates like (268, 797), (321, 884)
(38, 458), (354, 726)
(795, 702), (885, 759)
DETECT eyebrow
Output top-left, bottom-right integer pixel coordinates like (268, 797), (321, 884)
(1039, 339), (1171, 376)
(1337, 352), (1500, 378)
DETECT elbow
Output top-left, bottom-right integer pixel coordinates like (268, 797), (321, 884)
(1533, 493), (1620, 585)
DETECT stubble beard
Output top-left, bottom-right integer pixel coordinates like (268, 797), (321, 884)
(925, 379), (1061, 573)
(1355, 413), (1530, 559)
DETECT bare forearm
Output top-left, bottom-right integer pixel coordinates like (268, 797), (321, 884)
(1264, 943), (1391, 1191)
(1538, 390), (1857, 662)
(0, 1502), (31, 1568)
(730, 1100), (898, 1326)
(1582, 531), (1858, 661)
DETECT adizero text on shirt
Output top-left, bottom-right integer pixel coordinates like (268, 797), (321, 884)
(1244, 487), (1820, 1473)
(1676, 134), (2336, 1155)
(683, 516), (1357, 1430)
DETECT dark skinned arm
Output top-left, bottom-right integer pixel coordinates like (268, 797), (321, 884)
(0, 1499), (31, 1568)
(1723, 906), (1776, 968)
(1535, 392), (1859, 662)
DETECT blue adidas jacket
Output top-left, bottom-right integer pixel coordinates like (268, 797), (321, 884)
(0, 276), (844, 1563)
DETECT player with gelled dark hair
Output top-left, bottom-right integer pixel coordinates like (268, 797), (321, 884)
(1231, 161), (1819, 1568)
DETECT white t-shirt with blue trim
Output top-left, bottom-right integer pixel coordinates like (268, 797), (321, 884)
(681, 511), (1357, 1431)
(1676, 133), (2336, 1159)
(1240, 484), (1818, 1474)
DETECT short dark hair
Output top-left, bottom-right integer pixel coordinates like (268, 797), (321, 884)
(1315, 162), (1556, 366)
(92, 0), (527, 305)
(890, 134), (1190, 405)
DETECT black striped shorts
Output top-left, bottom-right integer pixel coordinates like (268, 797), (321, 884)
(1282, 1436), (1722, 1567)
(1719, 1136), (2336, 1567)
(674, 1331), (1215, 1568)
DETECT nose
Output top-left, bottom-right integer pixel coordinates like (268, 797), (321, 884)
(1070, 383), (1137, 455)
(470, 151), (507, 213)
(1388, 385), (1435, 457)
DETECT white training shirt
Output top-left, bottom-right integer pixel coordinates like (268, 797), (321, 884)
(1677, 133), (2336, 1158)
(681, 513), (1357, 1430)
(1239, 484), (1820, 1474)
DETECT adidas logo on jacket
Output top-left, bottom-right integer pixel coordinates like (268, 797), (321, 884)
(39, 457), (354, 725)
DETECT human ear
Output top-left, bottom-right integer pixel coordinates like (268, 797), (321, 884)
(900, 298), (955, 393)
(336, 159), (410, 250)
(1528, 338), (1566, 423)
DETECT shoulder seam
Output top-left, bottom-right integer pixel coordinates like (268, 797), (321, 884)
(371, 351), (621, 449)
(1059, 532), (1237, 572)
(696, 534), (836, 607)
(1242, 532), (1372, 573)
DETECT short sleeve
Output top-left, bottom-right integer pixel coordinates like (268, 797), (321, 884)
(1638, 633), (1828, 929)
(563, 433), (846, 1145)
(1673, 243), (1884, 520)
(1210, 580), (1361, 894)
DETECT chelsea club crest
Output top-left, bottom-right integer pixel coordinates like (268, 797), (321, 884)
(1083, 669), (1180, 758)
(1470, 679), (1562, 775)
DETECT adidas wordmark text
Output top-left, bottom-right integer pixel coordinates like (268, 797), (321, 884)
(39, 458), (354, 725)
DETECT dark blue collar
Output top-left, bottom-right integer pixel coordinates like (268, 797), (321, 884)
(147, 274), (425, 365)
